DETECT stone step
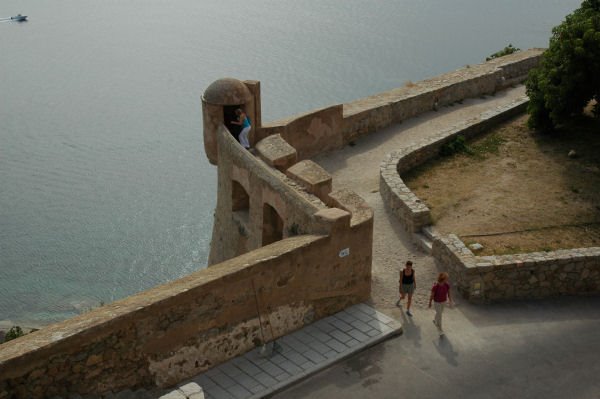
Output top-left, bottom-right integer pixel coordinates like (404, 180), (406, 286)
(414, 232), (433, 254)
(421, 225), (436, 240)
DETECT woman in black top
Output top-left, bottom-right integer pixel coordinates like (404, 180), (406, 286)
(397, 261), (416, 316)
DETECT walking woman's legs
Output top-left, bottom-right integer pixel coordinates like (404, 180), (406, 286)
(433, 302), (445, 332)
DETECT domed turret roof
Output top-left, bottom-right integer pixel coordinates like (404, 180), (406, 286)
(203, 78), (253, 105)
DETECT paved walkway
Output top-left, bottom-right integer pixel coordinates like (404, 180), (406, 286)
(161, 304), (401, 399)
(272, 296), (600, 399)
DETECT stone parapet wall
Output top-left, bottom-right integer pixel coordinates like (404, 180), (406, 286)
(260, 105), (344, 160)
(0, 230), (371, 398)
(379, 96), (528, 233)
(0, 122), (374, 398)
(341, 49), (541, 143)
(434, 235), (600, 302)
(261, 49), (543, 160)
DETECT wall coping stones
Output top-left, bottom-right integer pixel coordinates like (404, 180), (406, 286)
(255, 134), (298, 171)
(314, 208), (351, 231)
(285, 160), (332, 202)
(327, 189), (374, 227)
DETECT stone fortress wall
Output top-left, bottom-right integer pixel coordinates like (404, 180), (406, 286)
(0, 48), (574, 398)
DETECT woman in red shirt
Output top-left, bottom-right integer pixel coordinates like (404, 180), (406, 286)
(429, 272), (453, 336)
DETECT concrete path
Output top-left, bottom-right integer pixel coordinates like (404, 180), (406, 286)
(272, 296), (600, 399)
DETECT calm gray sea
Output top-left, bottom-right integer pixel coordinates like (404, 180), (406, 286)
(0, 0), (580, 326)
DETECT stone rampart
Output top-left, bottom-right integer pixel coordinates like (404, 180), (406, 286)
(262, 49), (542, 154)
(208, 125), (372, 266)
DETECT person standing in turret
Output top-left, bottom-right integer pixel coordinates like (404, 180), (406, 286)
(232, 108), (251, 150)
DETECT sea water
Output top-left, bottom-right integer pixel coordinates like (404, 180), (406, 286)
(0, 0), (581, 326)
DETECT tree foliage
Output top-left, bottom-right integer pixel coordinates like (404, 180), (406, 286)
(526, 0), (600, 130)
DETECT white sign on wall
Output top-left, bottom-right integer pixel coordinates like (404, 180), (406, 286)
(339, 248), (350, 258)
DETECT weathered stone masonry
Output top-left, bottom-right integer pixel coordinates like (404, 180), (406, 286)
(434, 236), (600, 302)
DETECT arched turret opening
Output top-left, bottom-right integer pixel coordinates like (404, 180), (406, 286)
(202, 78), (254, 164)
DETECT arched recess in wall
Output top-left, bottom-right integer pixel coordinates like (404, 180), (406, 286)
(232, 180), (249, 213)
(232, 180), (250, 256)
(262, 203), (283, 246)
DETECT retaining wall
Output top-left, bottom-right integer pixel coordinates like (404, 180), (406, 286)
(379, 96), (528, 233)
(378, 87), (600, 303)
(434, 235), (600, 302)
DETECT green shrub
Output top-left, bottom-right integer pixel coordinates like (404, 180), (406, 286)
(4, 326), (24, 342)
(486, 44), (521, 61)
(440, 135), (473, 156)
(526, 0), (600, 131)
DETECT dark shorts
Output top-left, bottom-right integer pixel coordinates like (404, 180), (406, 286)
(402, 283), (415, 294)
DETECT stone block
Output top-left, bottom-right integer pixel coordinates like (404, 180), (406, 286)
(286, 160), (332, 201)
(178, 382), (204, 398)
(255, 134), (297, 171)
(314, 208), (351, 233)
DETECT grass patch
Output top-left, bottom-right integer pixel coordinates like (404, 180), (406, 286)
(470, 133), (506, 157)
(405, 114), (600, 255)
(439, 133), (506, 159)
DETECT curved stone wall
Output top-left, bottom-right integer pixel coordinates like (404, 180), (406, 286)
(379, 96), (528, 233)
(379, 97), (600, 303)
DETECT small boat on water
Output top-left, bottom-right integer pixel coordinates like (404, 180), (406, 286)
(11, 14), (27, 21)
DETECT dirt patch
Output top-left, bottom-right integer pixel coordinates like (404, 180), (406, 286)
(404, 113), (600, 255)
